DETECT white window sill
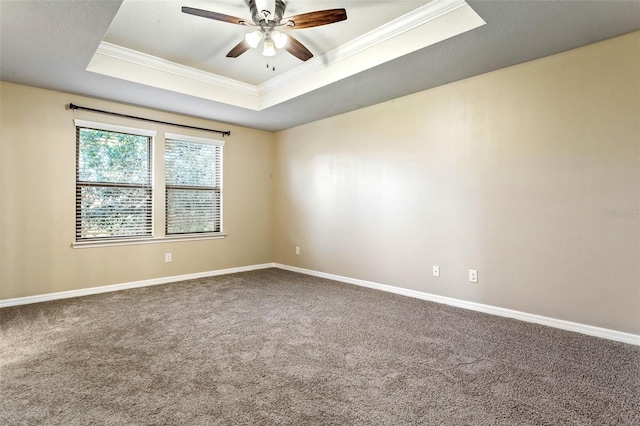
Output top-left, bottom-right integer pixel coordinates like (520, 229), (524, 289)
(72, 233), (227, 249)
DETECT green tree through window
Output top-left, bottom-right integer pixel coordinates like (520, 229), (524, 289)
(76, 127), (152, 240)
(165, 139), (222, 234)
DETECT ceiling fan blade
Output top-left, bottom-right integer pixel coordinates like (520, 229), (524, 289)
(285, 35), (313, 61)
(226, 40), (251, 58)
(283, 9), (347, 29)
(182, 6), (248, 25)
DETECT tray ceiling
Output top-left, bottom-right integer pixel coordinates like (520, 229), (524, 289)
(1, 0), (639, 131)
(103, 1), (427, 85)
(88, 0), (485, 110)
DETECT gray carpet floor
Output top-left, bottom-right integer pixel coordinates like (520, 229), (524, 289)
(1, 268), (638, 425)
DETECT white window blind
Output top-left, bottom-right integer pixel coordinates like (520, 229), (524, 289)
(76, 126), (152, 241)
(165, 136), (223, 235)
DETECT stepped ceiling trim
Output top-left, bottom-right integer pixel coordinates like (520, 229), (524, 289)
(87, 0), (484, 111)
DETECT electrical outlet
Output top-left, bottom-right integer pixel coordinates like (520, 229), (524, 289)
(295, 246), (300, 255)
(165, 253), (172, 263)
(469, 269), (478, 283)
(433, 265), (440, 277)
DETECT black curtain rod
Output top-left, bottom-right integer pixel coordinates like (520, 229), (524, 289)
(68, 103), (231, 137)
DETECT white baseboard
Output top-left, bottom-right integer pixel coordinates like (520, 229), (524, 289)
(3, 262), (637, 346)
(0, 263), (276, 308)
(275, 263), (640, 346)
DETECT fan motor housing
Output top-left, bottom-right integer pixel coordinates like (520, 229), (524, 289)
(250, 0), (286, 25)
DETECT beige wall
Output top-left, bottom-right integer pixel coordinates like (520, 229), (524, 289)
(273, 32), (640, 334)
(2, 32), (639, 335)
(0, 82), (274, 299)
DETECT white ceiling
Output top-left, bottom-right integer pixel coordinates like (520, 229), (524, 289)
(103, 1), (429, 85)
(1, 0), (639, 132)
(89, 0), (486, 111)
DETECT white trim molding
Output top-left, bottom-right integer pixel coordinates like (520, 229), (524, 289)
(0, 263), (275, 308)
(165, 132), (225, 147)
(4, 262), (634, 346)
(87, 0), (485, 111)
(257, 0), (470, 96)
(74, 119), (157, 137)
(94, 41), (257, 97)
(275, 264), (640, 346)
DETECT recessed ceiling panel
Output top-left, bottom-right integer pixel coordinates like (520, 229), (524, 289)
(89, 0), (486, 110)
(104, 0), (430, 85)
(3, 0), (638, 132)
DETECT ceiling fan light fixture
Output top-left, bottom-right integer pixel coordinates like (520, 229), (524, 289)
(263, 38), (277, 57)
(272, 30), (288, 49)
(182, 1), (348, 62)
(245, 30), (263, 48)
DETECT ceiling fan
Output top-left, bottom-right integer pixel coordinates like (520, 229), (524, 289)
(182, 0), (347, 62)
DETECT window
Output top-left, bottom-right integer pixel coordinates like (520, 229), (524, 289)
(165, 134), (223, 235)
(74, 121), (224, 246)
(76, 124), (153, 241)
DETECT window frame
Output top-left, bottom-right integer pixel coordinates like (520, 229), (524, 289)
(75, 120), (155, 243)
(72, 120), (226, 249)
(164, 132), (225, 237)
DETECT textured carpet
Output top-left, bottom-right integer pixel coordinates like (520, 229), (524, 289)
(1, 268), (638, 425)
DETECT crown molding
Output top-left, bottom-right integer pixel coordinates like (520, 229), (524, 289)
(96, 42), (258, 97)
(257, 0), (469, 96)
(88, 0), (483, 111)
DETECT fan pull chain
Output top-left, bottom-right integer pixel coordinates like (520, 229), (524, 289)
(265, 57), (277, 71)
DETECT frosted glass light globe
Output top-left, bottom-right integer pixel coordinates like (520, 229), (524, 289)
(272, 31), (288, 49)
(245, 30), (263, 48)
(262, 38), (276, 57)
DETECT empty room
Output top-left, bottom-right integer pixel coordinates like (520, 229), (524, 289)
(1, 0), (639, 424)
